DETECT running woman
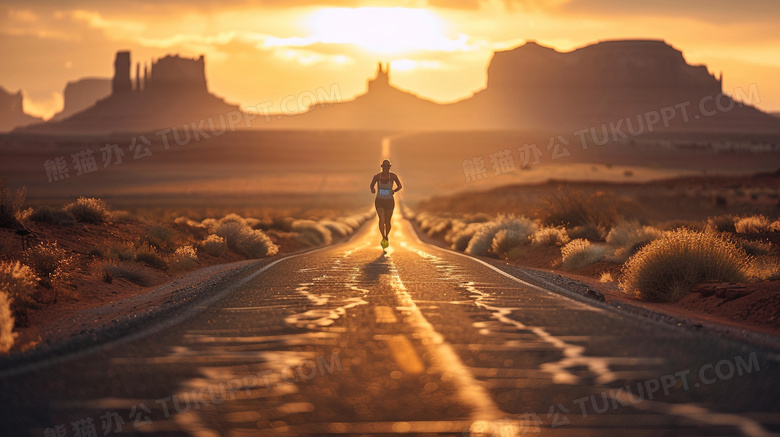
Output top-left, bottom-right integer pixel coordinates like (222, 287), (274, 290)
(370, 159), (402, 248)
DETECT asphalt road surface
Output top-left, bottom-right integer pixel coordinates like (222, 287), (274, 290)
(1, 211), (779, 437)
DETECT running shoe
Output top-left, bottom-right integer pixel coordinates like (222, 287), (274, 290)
(381, 238), (389, 249)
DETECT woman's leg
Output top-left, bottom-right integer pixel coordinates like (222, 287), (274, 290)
(384, 201), (394, 238)
(376, 207), (386, 239)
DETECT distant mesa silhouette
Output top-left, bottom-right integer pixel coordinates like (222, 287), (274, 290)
(270, 62), (451, 130)
(265, 40), (779, 132)
(0, 86), (43, 132)
(50, 78), (111, 121)
(22, 51), (238, 134)
(12, 39), (780, 134)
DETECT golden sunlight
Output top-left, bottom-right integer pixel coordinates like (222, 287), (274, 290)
(308, 7), (456, 55)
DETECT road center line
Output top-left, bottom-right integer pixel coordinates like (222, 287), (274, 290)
(388, 271), (505, 421)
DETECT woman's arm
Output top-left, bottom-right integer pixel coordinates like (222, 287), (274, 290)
(370, 174), (378, 193)
(392, 173), (402, 193)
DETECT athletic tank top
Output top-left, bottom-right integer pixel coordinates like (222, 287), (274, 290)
(376, 175), (394, 199)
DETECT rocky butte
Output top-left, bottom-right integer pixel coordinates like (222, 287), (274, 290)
(0, 87), (42, 132)
(24, 51), (239, 134)
(268, 39), (780, 133)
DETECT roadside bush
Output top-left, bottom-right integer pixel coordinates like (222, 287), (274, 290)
(0, 178), (25, 228)
(235, 229), (279, 258)
(111, 210), (138, 223)
(606, 221), (663, 262)
(200, 234), (227, 256)
(620, 230), (751, 302)
(735, 215), (774, 233)
(567, 224), (605, 242)
(24, 241), (70, 278)
(320, 220), (351, 238)
(169, 245), (198, 272)
(0, 290), (16, 353)
(64, 197), (111, 224)
(21, 206), (73, 225)
(491, 228), (532, 258)
(214, 221), (245, 249)
(0, 261), (38, 311)
(450, 222), (484, 251)
(107, 243), (136, 262)
(292, 220), (332, 246)
(561, 239), (607, 270)
(135, 246), (168, 270)
(531, 226), (571, 246)
(143, 225), (177, 251)
(466, 215), (537, 257)
(706, 215), (737, 233)
(539, 188), (636, 228)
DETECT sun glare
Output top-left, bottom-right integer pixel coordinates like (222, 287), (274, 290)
(308, 7), (450, 55)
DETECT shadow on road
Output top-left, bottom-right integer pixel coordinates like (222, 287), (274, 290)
(360, 253), (392, 283)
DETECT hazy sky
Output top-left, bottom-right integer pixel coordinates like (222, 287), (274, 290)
(2, 0), (779, 119)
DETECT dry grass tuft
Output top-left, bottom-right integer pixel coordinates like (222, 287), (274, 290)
(531, 226), (571, 246)
(64, 197), (111, 224)
(561, 239), (607, 270)
(620, 229), (752, 302)
(0, 290), (16, 353)
(706, 215), (737, 233)
(539, 188), (637, 228)
(599, 272), (615, 283)
(135, 246), (168, 270)
(0, 178), (25, 228)
(734, 215), (774, 233)
(0, 261), (38, 312)
(169, 245), (198, 272)
(466, 215), (537, 257)
(21, 206), (73, 225)
(606, 221), (663, 262)
(292, 220), (332, 246)
(200, 234), (228, 256)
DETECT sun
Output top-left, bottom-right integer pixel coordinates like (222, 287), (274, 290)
(308, 7), (450, 55)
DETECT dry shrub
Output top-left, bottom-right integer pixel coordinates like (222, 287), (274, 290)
(143, 225), (177, 251)
(735, 215), (774, 233)
(24, 241), (70, 277)
(599, 272), (614, 283)
(169, 245), (198, 272)
(102, 262), (152, 286)
(320, 220), (351, 238)
(606, 221), (663, 262)
(450, 222), (484, 251)
(620, 230), (752, 302)
(491, 228), (532, 258)
(568, 224), (605, 242)
(0, 290), (16, 353)
(466, 215), (537, 257)
(64, 197), (111, 224)
(292, 220), (332, 246)
(22, 206), (73, 225)
(0, 261), (38, 311)
(135, 246), (168, 270)
(215, 221), (245, 248)
(111, 210), (138, 223)
(532, 226), (571, 246)
(0, 178), (25, 228)
(539, 188), (637, 228)
(706, 215), (737, 233)
(235, 229), (279, 258)
(107, 243), (136, 261)
(561, 239), (607, 270)
(200, 234), (227, 256)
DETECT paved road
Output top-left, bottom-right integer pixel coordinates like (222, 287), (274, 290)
(2, 212), (779, 436)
